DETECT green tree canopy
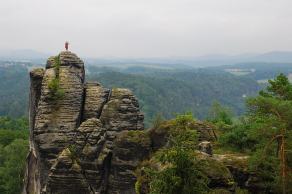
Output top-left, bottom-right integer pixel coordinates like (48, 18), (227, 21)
(144, 113), (209, 194)
(246, 73), (292, 194)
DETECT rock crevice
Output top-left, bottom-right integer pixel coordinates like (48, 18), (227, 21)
(23, 51), (144, 194)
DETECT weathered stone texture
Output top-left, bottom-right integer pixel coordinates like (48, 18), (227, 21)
(100, 88), (144, 133)
(198, 141), (213, 155)
(23, 68), (45, 194)
(24, 51), (144, 194)
(83, 83), (110, 120)
(108, 130), (151, 194)
(31, 51), (85, 194)
(46, 51), (84, 69)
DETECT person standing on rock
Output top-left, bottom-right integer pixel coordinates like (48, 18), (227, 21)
(65, 41), (69, 51)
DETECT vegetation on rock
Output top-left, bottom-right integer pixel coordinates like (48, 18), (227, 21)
(134, 73), (292, 194)
(136, 113), (210, 194)
(48, 55), (64, 100)
(207, 101), (234, 128)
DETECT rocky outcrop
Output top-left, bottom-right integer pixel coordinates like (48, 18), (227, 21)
(138, 120), (260, 194)
(24, 51), (260, 194)
(83, 83), (110, 121)
(100, 88), (144, 133)
(149, 119), (217, 151)
(23, 51), (144, 194)
(108, 130), (151, 194)
(23, 68), (45, 194)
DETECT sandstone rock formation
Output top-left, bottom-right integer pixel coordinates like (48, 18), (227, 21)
(23, 51), (144, 194)
(23, 51), (262, 194)
(144, 119), (261, 193)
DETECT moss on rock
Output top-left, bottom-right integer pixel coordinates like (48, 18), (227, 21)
(200, 156), (235, 189)
(116, 130), (151, 148)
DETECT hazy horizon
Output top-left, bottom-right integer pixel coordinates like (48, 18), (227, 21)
(1, 0), (292, 58)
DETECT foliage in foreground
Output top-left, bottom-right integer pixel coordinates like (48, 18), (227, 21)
(0, 117), (29, 194)
(136, 113), (209, 194)
(0, 117), (28, 131)
(0, 139), (29, 194)
(207, 101), (234, 127)
(218, 73), (292, 193)
(246, 73), (292, 193)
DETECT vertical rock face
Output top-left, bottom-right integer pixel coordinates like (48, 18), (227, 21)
(23, 51), (144, 194)
(108, 130), (151, 194)
(23, 68), (44, 194)
(83, 83), (110, 120)
(100, 88), (144, 133)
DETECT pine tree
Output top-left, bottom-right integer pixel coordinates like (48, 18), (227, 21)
(247, 73), (292, 193)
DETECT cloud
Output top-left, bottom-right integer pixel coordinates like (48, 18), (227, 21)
(0, 0), (292, 57)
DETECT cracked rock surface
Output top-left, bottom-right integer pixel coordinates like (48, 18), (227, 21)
(23, 51), (144, 194)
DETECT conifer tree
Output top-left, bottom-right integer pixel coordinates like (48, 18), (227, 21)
(247, 73), (292, 194)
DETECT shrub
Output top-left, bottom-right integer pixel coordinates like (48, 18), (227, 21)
(48, 78), (64, 100)
(48, 55), (64, 100)
(218, 123), (258, 152)
(68, 144), (78, 161)
(140, 113), (209, 194)
(151, 113), (164, 129)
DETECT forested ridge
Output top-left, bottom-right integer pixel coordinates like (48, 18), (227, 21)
(0, 65), (29, 117)
(88, 70), (260, 125)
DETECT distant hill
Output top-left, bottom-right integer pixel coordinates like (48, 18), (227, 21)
(2, 50), (292, 68)
(85, 51), (292, 68)
(250, 51), (292, 63)
(0, 49), (49, 62)
(209, 62), (292, 81)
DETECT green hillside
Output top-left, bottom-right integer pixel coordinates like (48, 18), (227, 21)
(0, 65), (29, 117)
(88, 71), (260, 125)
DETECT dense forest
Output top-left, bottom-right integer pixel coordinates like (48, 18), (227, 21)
(0, 117), (29, 194)
(0, 65), (29, 117)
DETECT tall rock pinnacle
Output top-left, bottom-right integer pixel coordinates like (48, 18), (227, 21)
(23, 51), (144, 194)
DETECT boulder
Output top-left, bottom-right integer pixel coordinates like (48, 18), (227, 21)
(199, 141), (213, 155)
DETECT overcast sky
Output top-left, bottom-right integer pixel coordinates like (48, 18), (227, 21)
(1, 0), (292, 58)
